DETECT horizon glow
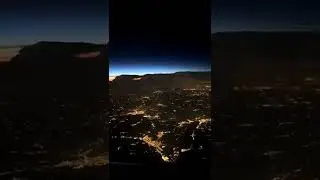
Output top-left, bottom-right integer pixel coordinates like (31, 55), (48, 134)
(109, 56), (211, 76)
(109, 65), (211, 76)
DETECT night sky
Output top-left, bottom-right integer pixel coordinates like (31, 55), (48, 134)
(2, 0), (319, 76)
(109, 0), (211, 76)
(110, 0), (320, 76)
(0, 0), (108, 46)
(212, 0), (320, 32)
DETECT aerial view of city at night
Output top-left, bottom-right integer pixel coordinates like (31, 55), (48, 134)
(109, 0), (211, 179)
(212, 0), (320, 179)
(109, 60), (211, 179)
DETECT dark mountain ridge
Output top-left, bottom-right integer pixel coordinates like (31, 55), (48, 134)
(3, 41), (108, 100)
(12, 41), (106, 63)
(110, 71), (211, 96)
(212, 31), (320, 69)
(212, 31), (320, 96)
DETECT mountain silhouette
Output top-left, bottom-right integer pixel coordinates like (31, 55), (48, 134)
(110, 71), (211, 96)
(212, 31), (320, 97)
(7, 41), (108, 100)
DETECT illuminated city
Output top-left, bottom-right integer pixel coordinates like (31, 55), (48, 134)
(109, 72), (211, 169)
(212, 32), (320, 179)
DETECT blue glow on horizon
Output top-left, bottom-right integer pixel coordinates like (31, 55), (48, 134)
(109, 56), (211, 76)
(109, 65), (211, 76)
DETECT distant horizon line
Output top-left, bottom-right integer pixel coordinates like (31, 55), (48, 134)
(109, 70), (211, 77)
(3, 29), (320, 46)
(211, 29), (320, 34)
(4, 29), (320, 46)
(0, 41), (108, 48)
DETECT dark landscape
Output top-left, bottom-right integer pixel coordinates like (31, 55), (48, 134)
(0, 42), (108, 179)
(212, 31), (320, 180)
(109, 71), (211, 180)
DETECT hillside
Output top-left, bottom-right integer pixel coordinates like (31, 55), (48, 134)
(6, 41), (108, 100)
(212, 31), (320, 93)
(0, 42), (108, 177)
(110, 71), (211, 96)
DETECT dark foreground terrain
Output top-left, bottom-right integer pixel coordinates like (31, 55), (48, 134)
(0, 166), (108, 180)
(0, 42), (108, 179)
(212, 32), (320, 180)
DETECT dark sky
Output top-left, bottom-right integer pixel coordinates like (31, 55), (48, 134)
(212, 0), (320, 32)
(3, 0), (317, 75)
(0, 0), (108, 46)
(109, 0), (211, 76)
